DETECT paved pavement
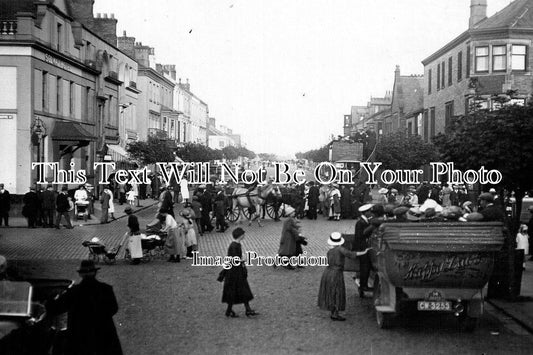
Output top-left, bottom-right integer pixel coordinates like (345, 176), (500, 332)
(1, 202), (533, 354)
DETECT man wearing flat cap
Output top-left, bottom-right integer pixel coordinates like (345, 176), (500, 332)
(46, 260), (122, 355)
(354, 203), (374, 292)
(478, 192), (505, 222)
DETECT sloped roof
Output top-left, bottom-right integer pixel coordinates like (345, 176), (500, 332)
(394, 75), (424, 115)
(0, 0), (37, 19)
(474, 0), (533, 30)
(423, 0), (533, 65)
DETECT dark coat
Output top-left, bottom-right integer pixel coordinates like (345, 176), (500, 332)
(46, 277), (122, 355)
(0, 189), (10, 212)
(41, 189), (56, 209)
(278, 217), (301, 257)
(23, 191), (40, 215)
(307, 186), (319, 206)
(353, 216), (370, 251)
(199, 191), (212, 213)
(480, 204), (505, 222)
(56, 193), (70, 213)
(222, 242), (253, 304)
(160, 190), (173, 214)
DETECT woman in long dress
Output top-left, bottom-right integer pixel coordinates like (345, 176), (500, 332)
(158, 210), (185, 262)
(318, 232), (370, 321)
(107, 188), (116, 220)
(220, 228), (258, 318)
(125, 218), (143, 264)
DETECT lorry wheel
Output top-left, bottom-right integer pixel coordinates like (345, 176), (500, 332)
(376, 310), (394, 329)
(373, 275), (395, 329)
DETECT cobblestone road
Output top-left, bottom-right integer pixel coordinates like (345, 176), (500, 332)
(2, 206), (533, 354)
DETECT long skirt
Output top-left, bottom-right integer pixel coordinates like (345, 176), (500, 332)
(317, 267), (346, 311)
(165, 227), (185, 256)
(222, 266), (254, 304)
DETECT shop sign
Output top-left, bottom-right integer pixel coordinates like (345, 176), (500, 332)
(44, 53), (71, 71)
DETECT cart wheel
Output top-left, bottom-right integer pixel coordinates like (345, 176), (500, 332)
(242, 207), (252, 220)
(104, 256), (116, 265)
(226, 207), (240, 223)
(266, 204), (278, 219)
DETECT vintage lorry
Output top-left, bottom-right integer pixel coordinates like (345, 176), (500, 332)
(368, 221), (504, 330)
(344, 221), (505, 331)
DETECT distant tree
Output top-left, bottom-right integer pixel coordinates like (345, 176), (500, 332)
(375, 132), (438, 171)
(258, 153), (277, 161)
(433, 103), (533, 228)
(236, 146), (256, 159)
(176, 142), (222, 162)
(221, 146), (239, 160)
(126, 136), (175, 166)
(296, 144), (330, 163)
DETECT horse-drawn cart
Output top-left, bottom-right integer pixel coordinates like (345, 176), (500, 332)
(368, 222), (504, 330)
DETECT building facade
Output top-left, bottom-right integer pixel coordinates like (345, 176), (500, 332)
(422, 0), (533, 142)
(0, 0), (138, 194)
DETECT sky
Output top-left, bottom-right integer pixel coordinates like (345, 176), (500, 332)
(93, 0), (513, 157)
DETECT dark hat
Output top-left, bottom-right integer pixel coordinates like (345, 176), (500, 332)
(124, 206), (133, 214)
(232, 227), (245, 239)
(466, 212), (484, 221)
(393, 206), (409, 217)
(442, 206), (462, 220)
(424, 208), (437, 218)
(77, 260), (100, 274)
(61, 186), (68, 191)
(479, 192), (494, 202)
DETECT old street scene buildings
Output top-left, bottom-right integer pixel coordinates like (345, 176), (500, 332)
(0, 0), (241, 198)
(345, 0), (533, 144)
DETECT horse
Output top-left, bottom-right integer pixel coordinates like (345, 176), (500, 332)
(231, 184), (275, 226)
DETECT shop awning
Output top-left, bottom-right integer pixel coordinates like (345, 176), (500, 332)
(51, 121), (96, 142)
(106, 144), (130, 162)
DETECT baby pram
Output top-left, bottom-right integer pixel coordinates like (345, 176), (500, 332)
(81, 237), (121, 264)
(144, 218), (167, 259)
(74, 200), (89, 222)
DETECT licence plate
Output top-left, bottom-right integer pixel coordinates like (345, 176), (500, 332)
(417, 301), (451, 311)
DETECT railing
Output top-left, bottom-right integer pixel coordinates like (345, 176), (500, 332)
(0, 20), (17, 35)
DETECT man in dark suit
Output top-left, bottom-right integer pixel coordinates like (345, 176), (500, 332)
(22, 186), (39, 228)
(478, 192), (505, 222)
(46, 260), (122, 355)
(354, 203), (374, 292)
(55, 186), (73, 229)
(0, 183), (10, 227)
(307, 181), (320, 220)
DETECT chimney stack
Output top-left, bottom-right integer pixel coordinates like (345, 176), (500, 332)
(93, 13), (118, 46)
(470, 0), (487, 28)
(69, 0), (95, 29)
(117, 31), (136, 58)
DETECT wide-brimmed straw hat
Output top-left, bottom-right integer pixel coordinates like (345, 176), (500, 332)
(358, 204), (374, 213)
(328, 232), (345, 246)
(378, 188), (388, 194)
(419, 199), (443, 213)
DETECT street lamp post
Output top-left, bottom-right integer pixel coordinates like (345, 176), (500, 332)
(31, 117), (47, 183)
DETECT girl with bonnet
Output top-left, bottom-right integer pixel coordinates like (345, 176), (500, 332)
(318, 232), (371, 321)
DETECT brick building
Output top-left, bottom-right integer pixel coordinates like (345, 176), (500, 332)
(381, 66), (424, 136)
(422, 0), (533, 142)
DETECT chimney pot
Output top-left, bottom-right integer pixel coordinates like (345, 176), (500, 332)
(103, 13), (108, 18)
(111, 13), (115, 19)
(470, 0), (487, 28)
(96, 13), (101, 18)
(123, 30), (126, 36)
